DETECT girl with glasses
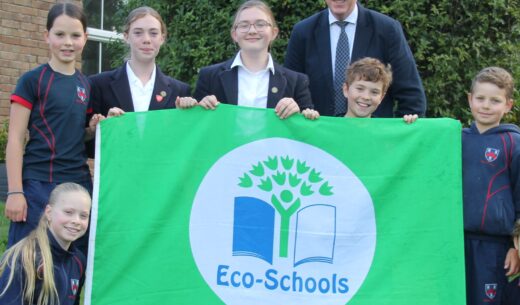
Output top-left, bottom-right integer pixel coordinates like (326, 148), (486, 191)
(190, 0), (314, 119)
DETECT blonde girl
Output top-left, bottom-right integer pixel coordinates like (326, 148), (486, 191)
(0, 183), (91, 305)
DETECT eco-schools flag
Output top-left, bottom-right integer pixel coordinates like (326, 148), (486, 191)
(85, 105), (465, 305)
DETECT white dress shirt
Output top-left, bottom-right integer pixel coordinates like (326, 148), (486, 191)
(126, 62), (156, 112)
(231, 51), (275, 108)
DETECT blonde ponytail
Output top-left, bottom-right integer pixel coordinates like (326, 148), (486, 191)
(0, 217), (58, 305)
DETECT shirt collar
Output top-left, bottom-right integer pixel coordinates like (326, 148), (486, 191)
(126, 61), (157, 87)
(47, 229), (73, 260)
(231, 51), (275, 75)
(328, 3), (358, 25)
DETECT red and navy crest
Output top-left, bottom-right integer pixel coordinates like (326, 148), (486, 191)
(485, 283), (497, 300)
(77, 86), (87, 102)
(485, 148), (500, 162)
(71, 278), (79, 296)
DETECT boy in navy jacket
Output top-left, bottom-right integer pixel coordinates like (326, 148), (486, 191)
(463, 67), (520, 305)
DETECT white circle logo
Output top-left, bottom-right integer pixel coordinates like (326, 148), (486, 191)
(190, 138), (376, 304)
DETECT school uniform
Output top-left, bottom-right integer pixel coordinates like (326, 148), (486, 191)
(0, 231), (86, 305)
(9, 64), (92, 247)
(89, 63), (191, 116)
(193, 54), (313, 110)
(462, 123), (520, 305)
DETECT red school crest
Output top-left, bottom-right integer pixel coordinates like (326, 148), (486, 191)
(77, 86), (87, 102)
(485, 148), (500, 162)
(71, 278), (79, 296)
(485, 283), (497, 300)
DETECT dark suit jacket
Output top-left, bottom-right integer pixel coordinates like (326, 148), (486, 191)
(89, 64), (191, 116)
(193, 56), (313, 110)
(285, 4), (426, 117)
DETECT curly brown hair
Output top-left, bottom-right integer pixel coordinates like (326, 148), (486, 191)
(346, 57), (393, 93)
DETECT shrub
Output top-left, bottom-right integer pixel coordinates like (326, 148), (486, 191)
(369, 0), (520, 125)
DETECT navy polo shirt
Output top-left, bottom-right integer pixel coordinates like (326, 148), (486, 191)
(11, 64), (92, 183)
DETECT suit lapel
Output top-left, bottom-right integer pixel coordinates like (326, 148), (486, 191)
(351, 4), (372, 62)
(110, 65), (134, 112)
(267, 64), (287, 108)
(218, 59), (238, 105)
(315, 11), (334, 99)
(149, 67), (173, 111)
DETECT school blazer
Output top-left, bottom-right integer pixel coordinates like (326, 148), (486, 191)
(193, 57), (314, 110)
(89, 64), (191, 116)
(284, 4), (426, 117)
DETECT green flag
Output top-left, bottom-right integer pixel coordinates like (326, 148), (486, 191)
(85, 104), (464, 305)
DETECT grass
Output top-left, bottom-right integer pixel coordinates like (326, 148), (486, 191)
(0, 203), (7, 254)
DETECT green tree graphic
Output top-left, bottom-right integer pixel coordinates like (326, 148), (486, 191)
(238, 156), (334, 258)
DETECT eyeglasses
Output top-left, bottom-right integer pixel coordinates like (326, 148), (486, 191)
(234, 20), (272, 33)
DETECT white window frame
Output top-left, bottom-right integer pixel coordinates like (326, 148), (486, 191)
(86, 28), (123, 73)
(87, 28), (123, 43)
(85, 0), (125, 73)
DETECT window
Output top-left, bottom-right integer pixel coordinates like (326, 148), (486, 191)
(83, 0), (124, 75)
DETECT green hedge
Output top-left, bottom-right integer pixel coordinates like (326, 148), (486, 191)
(106, 0), (520, 124)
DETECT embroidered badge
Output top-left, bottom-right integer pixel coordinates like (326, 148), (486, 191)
(485, 283), (497, 300)
(77, 86), (87, 102)
(75, 86), (88, 105)
(485, 148), (500, 162)
(71, 278), (79, 296)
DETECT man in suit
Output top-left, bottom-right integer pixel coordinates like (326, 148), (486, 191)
(285, 0), (426, 117)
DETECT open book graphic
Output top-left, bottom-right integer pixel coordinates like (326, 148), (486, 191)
(232, 197), (275, 264)
(293, 204), (336, 267)
(232, 198), (336, 266)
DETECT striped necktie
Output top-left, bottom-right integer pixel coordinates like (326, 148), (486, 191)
(333, 21), (350, 116)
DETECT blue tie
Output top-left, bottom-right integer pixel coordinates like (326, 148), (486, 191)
(334, 21), (350, 116)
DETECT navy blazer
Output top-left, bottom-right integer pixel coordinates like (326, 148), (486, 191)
(285, 4), (426, 117)
(193, 56), (313, 110)
(89, 64), (191, 116)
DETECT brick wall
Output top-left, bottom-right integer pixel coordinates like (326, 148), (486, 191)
(0, 0), (82, 122)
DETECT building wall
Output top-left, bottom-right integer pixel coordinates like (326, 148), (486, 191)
(0, 0), (82, 121)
